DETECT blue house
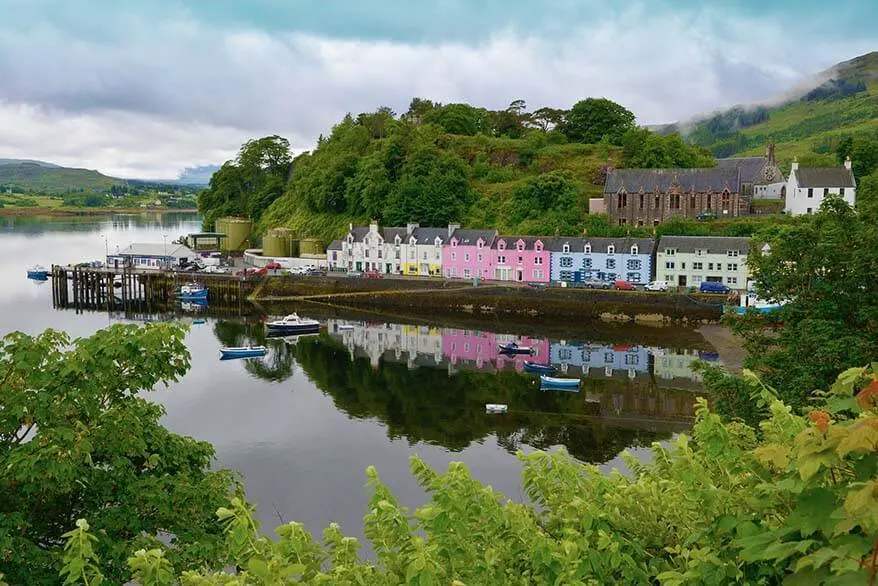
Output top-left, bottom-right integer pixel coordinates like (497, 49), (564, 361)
(549, 237), (654, 285)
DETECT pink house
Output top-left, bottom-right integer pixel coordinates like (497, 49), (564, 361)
(491, 236), (552, 283)
(442, 328), (549, 372)
(442, 227), (498, 280)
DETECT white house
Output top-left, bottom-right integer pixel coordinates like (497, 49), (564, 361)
(784, 157), (856, 216)
(107, 243), (195, 270)
(340, 222), (416, 273)
(655, 236), (749, 290)
(399, 224), (451, 277)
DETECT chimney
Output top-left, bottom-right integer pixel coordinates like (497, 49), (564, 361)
(369, 220), (379, 234)
(406, 222), (419, 235)
(790, 157), (799, 172)
(844, 156), (852, 170)
(448, 223), (460, 238)
(349, 222), (353, 231)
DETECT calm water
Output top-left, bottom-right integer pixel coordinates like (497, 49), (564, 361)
(0, 213), (720, 542)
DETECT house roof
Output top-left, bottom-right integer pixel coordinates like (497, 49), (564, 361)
(793, 167), (856, 188)
(347, 227), (370, 242)
(551, 237), (654, 254)
(450, 229), (497, 246)
(327, 240), (342, 251)
(114, 243), (195, 257)
(491, 235), (552, 250)
(603, 167), (741, 194)
(658, 236), (749, 255)
(381, 227), (410, 242)
(717, 156), (784, 184)
(410, 227), (447, 244)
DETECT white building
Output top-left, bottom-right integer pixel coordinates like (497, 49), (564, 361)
(784, 157), (856, 216)
(655, 236), (749, 290)
(107, 243), (195, 270)
(400, 225), (451, 277)
(339, 222), (416, 273)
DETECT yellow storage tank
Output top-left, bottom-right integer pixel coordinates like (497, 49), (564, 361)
(288, 238), (300, 258)
(219, 217), (252, 252)
(263, 227), (293, 257)
(299, 238), (325, 256)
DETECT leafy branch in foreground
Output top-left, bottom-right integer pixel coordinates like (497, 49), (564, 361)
(64, 366), (878, 585)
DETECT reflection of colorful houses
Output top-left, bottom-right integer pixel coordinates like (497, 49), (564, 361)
(328, 320), (444, 369)
(442, 330), (549, 372)
(550, 342), (651, 381)
(653, 349), (721, 389)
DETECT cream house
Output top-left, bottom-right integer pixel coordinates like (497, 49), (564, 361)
(655, 236), (749, 290)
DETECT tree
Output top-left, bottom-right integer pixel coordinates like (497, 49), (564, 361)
(0, 324), (237, 584)
(56, 366), (878, 585)
(621, 128), (715, 169)
(510, 171), (582, 234)
(403, 97), (438, 124)
(561, 98), (636, 144)
(423, 103), (488, 136)
(528, 107), (566, 132)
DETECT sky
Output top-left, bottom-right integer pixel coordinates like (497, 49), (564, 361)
(0, 0), (875, 179)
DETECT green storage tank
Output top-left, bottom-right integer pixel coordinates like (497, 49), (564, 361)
(299, 238), (325, 256)
(288, 238), (300, 258)
(263, 227), (293, 257)
(219, 217), (252, 252)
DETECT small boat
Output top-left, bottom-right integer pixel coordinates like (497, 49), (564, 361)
(26, 265), (49, 280)
(113, 275), (122, 289)
(485, 404), (508, 414)
(336, 324), (355, 331)
(219, 346), (266, 359)
(266, 313), (320, 334)
(524, 361), (556, 375)
(192, 319), (206, 325)
(539, 375), (581, 391)
(180, 283), (208, 300)
(498, 342), (533, 355)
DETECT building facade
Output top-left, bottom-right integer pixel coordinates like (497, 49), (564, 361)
(490, 236), (551, 282)
(784, 158), (857, 216)
(655, 236), (749, 290)
(107, 243), (195, 270)
(603, 167), (746, 226)
(443, 228), (497, 280)
(549, 237), (654, 285)
(340, 222), (417, 273)
(717, 143), (786, 200)
(400, 225), (449, 277)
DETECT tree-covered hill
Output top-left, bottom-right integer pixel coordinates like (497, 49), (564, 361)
(673, 51), (878, 170)
(0, 160), (122, 194)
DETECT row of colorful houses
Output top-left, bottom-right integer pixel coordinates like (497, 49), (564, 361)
(327, 222), (752, 290)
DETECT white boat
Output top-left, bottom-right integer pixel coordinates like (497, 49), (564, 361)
(336, 324), (355, 331)
(485, 404), (508, 414)
(265, 313), (320, 334)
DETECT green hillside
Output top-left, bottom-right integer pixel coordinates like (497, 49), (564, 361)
(0, 161), (122, 194)
(682, 52), (878, 170)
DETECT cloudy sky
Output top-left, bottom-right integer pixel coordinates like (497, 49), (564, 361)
(0, 0), (875, 179)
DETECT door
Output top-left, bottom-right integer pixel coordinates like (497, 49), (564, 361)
(678, 275), (687, 287)
(516, 269), (523, 282)
(385, 263), (392, 274)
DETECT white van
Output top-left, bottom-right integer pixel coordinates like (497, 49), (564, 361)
(644, 280), (669, 292)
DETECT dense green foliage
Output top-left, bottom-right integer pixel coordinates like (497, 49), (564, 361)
(621, 128), (715, 169)
(560, 98), (636, 144)
(0, 325), (237, 584)
(730, 199), (878, 408)
(47, 366), (878, 585)
(0, 161), (120, 195)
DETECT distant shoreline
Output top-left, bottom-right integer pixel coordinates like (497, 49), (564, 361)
(0, 207), (200, 217)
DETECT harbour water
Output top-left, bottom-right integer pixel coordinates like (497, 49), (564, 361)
(1, 212), (722, 542)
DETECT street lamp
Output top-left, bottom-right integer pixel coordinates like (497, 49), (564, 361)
(162, 234), (168, 270)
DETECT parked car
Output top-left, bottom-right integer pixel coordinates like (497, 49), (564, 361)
(614, 280), (637, 291)
(644, 280), (669, 292)
(582, 278), (612, 289)
(528, 282), (548, 289)
(363, 270), (383, 279)
(265, 262), (282, 270)
(699, 281), (731, 294)
(305, 267), (326, 276)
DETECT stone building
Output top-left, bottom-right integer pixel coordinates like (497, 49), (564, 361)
(717, 142), (785, 200)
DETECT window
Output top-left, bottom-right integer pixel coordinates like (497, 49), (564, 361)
(516, 241), (524, 251)
(630, 245), (638, 255)
(560, 257), (573, 268)
(840, 188), (846, 196)
(395, 251), (400, 259)
(692, 275), (703, 283)
(582, 258), (593, 269)
(808, 188), (813, 198)
(497, 255), (506, 264)
(604, 352), (614, 364)
(451, 252), (456, 261)
(664, 275), (674, 281)
(606, 258), (617, 269)
(377, 250), (383, 258)
(627, 272), (642, 283)
(654, 194), (660, 207)
(409, 250), (415, 259)
(365, 250), (370, 258)
(607, 245), (615, 255)
(690, 194), (696, 209)
(559, 348), (573, 360)
(584, 244), (592, 254)
(706, 195), (712, 210)
(618, 192), (627, 208)
(618, 219), (627, 226)
(562, 244), (570, 253)
(451, 240), (457, 247)
(624, 354), (639, 366)
(637, 220), (644, 227)
(708, 262), (714, 270)
(534, 257), (544, 265)
(535, 242), (543, 252)
(823, 188), (829, 197)
(680, 262), (686, 269)
(727, 250), (739, 257)
(807, 207), (813, 214)
(559, 270), (573, 281)
(664, 248), (676, 255)
(477, 240), (483, 249)
(464, 269), (471, 279)
(693, 262), (703, 270)
(627, 259), (641, 270)
(532, 269), (544, 280)
(518, 256), (523, 264)
(727, 263), (738, 271)
(639, 194), (644, 210)
(422, 252), (427, 260)
(670, 194), (680, 209)
(665, 261), (675, 269)
(477, 254), (482, 262)
(464, 253), (470, 262)
(726, 276), (738, 285)
(653, 220), (660, 227)
(722, 192), (730, 211)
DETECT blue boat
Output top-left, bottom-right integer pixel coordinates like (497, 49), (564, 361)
(180, 283), (208, 301)
(27, 265), (49, 280)
(524, 361), (556, 375)
(192, 319), (206, 325)
(539, 375), (581, 392)
(219, 346), (266, 360)
(498, 342), (533, 355)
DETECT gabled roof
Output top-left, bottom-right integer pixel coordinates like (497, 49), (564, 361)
(603, 167), (740, 194)
(550, 237), (654, 254)
(410, 227), (447, 244)
(658, 236), (749, 255)
(346, 227), (370, 242)
(114, 243), (195, 257)
(381, 227), (409, 242)
(491, 235), (552, 250)
(793, 167), (856, 188)
(717, 156), (783, 184)
(450, 229), (497, 246)
(327, 240), (342, 251)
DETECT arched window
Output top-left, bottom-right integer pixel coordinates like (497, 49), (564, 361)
(562, 244), (570, 253)
(584, 243), (591, 254)
(722, 190), (730, 211)
(630, 245), (638, 255)
(607, 245), (615, 255)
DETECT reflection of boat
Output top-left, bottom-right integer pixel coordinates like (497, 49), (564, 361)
(485, 404), (508, 414)
(180, 283), (208, 300)
(266, 313), (320, 334)
(498, 342), (533, 354)
(181, 299), (207, 310)
(524, 361), (556, 375)
(267, 331), (319, 344)
(27, 265), (49, 280)
(336, 324), (355, 331)
(539, 375), (580, 391)
(192, 319), (206, 325)
(219, 346), (266, 359)
(113, 275), (122, 288)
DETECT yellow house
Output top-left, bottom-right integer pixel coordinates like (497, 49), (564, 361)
(400, 226), (449, 277)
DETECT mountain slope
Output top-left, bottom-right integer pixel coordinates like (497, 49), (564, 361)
(679, 51), (878, 167)
(0, 161), (122, 194)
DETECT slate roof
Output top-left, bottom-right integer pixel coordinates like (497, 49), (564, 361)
(410, 227), (448, 244)
(793, 167), (856, 188)
(717, 157), (764, 183)
(381, 227), (410, 242)
(450, 229), (497, 246)
(327, 240), (342, 251)
(114, 243), (195, 258)
(550, 237), (654, 254)
(347, 227), (370, 242)
(491, 235), (552, 250)
(658, 236), (749, 255)
(603, 167), (741, 194)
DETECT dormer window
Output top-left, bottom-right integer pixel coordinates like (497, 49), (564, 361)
(584, 244), (591, 254)
(498, 240), (506, 250)
(477, 240), (483, 249)
(516, 241), (524, 251)
(562, 244), (570, 253)
(607, 245), (615, 255)
(394, 235), (401, 245)
(451, 240), (457, 248)
(630, 245), (638, 255)
(535, 241), (543, 252)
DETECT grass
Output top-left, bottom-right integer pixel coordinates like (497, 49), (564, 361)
(0, 164), (121, 194)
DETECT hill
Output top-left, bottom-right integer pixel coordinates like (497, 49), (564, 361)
(0, 160), (122, 194)
(674, 51), (878, 169)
